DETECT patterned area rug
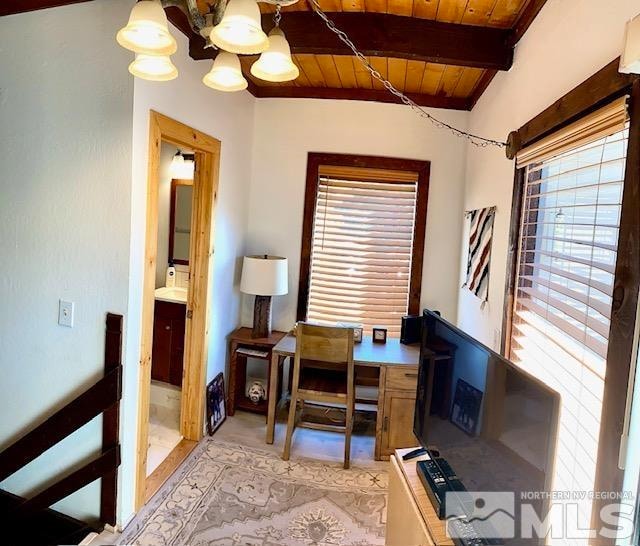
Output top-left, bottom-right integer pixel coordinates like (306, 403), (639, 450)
(120, 439), (388, 546)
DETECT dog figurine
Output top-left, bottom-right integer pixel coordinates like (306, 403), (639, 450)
(246, 380), (266, 404)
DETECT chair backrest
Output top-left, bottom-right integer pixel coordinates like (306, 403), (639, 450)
(295, 322), (354, 367)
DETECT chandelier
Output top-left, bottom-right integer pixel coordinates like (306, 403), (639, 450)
(117, 0), (298, 90)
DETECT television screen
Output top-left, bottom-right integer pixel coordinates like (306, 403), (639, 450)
(414, 310), (560, 544)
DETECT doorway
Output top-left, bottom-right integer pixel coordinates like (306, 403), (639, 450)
(135, 111), (220, 510)
(146, 143), (193, 479)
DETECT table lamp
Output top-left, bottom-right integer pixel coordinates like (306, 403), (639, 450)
(240, 255), (288, 338)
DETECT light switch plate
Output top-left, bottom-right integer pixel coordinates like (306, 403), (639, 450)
(58, 300), (74, 328)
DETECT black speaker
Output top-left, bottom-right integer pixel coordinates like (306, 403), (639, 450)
(400, 315), (422, 345)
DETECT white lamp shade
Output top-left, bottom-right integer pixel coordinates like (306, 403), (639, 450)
(210, 0), (268, 54)
(241, 255), (288, 296)
(129, 54), (178, 81)
(202, 52), (248, 92)
(117, 0), (177, 56)
(170, 152), (195, 179)
(250, 28), (300, 83)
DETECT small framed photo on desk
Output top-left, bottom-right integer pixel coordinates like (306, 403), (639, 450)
(372, 327), (388, 343)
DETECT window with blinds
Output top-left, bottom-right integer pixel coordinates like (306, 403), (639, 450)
(511, 97), (629, 530)
(306, 165), (421, 337)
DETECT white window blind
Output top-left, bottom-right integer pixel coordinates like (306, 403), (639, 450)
(306, 167), (419, 337)
(511, 99), (629, 534)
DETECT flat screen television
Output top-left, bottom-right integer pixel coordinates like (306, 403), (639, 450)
(414, 309), (560, 544)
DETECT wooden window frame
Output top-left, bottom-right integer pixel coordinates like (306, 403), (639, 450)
(503, 59), (640, 540)
(297, 152), (430, 323)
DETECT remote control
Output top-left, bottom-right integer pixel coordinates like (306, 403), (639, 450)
(448, 518), (489, 546)
(416, 459), (450, 518)
(402, 447), (428, 461)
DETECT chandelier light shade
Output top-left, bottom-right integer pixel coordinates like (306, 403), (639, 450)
(129, 54), (178, 81)
(210, 0), (269, 55)
(202, 52), (248, 92)
(250, 27), (299, 82)
(116, 0), (177, 56)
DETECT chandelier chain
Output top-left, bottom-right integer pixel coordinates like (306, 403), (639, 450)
(306, 0), (506, 148)
(274, 3), (282, 27)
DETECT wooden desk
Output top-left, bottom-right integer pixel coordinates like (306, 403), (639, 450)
(386, 448), (453, 546)
(266, 335), (431, 459)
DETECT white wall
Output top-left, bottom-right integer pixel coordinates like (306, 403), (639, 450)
(458, 0), (640, 347)
(121, 24), (255, 524)
(243, 99), (469, 331)
(0, 0), (134, 522)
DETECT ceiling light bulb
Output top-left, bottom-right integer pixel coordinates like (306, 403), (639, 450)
(170, 151), (194, 179)
(250, 27), (299, 82)
(210, 0), (268, 55)
(117, 0), (177, 56)
(202, 52), (248, 92)
(129, 54), (178, 81)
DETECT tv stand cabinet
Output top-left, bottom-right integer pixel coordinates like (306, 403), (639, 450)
(386, 448), (453, 546)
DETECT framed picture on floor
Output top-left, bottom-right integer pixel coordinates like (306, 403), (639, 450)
(450, 378), (483, 436)
(206, 372), (226, 435)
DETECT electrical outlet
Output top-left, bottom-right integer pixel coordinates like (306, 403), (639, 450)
(58, 300), (74, 328)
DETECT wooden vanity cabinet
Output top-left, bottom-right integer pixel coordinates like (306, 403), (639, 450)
(152, 300), (186, 387)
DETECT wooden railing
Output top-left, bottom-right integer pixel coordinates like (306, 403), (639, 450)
(0, 313), (123, 529)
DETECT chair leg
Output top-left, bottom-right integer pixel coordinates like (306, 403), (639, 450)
(283, 394), (299, 461)
(344, 401), (354, 469)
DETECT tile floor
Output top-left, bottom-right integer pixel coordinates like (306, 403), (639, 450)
(146, 381), (182, 476)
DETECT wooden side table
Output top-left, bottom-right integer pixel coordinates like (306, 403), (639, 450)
(227, 327), (287, 417)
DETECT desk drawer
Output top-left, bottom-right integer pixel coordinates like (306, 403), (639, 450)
(386, 367), (419, 391)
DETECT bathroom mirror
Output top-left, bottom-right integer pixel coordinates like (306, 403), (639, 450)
(169, 179), (193, 265)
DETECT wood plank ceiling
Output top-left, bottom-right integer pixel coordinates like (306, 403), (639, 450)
(259, 0), (507, 104)
(178, 0), (548, 109)
(2, 0), (548, 110)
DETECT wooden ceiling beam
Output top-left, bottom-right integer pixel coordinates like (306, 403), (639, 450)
(175, 11), (514, 71)
(250, 85), (472, 110)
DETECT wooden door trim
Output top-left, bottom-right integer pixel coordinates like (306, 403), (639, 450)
(134, 111), (220, 511)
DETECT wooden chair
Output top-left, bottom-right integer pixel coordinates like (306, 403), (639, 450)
(282, 323), (355, 469)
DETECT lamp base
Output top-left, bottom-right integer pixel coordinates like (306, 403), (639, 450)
(252, 295), (272, 338)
